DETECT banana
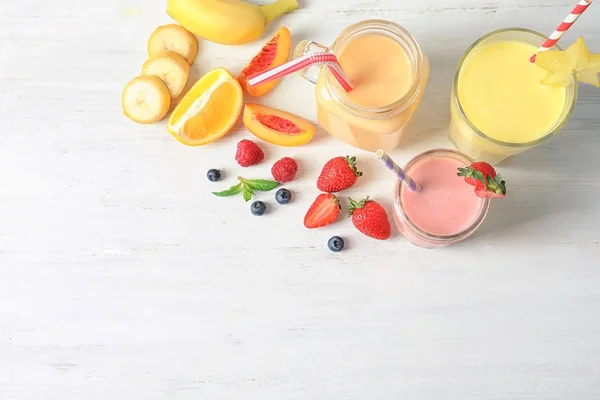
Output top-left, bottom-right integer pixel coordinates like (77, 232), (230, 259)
(142, 52), (190, 98)
(166, 0), (298, 45)
(122, 76), (171, 124)
(148, 24), (198, 65)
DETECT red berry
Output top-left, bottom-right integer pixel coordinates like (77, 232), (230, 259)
(271, 157), (298, 183)
(317, 156), (362, 193)
(475, 187), (504, 198)
(348, 197), (391, 240)
(474, 177), (507, 199)
(457, 161), (497, 186)
(235, 139), (264, 167)
(304, 193), (341, 229)
(458, 161), (507, 199)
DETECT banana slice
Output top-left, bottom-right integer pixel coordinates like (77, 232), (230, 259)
(122, 76), (171, 124)
(148, 24), (198, 65)
(142, 52), (190, 98)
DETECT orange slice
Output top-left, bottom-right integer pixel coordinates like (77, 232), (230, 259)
(167, 67), (243, 146)
(243, 103), (315, 146)
(535, 37), (600, 87)
(237, 27), (292, 97)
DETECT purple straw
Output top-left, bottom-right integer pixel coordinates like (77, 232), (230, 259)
(375, 149), (421, 192)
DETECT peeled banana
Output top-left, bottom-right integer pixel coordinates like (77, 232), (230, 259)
(142, 52), (190, 98)
(148, 24), (198, 65)
(122, 76), (171, 124)
(166, 0), (298, 45)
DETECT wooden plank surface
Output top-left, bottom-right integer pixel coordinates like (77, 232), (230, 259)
(1, 0), (599, 399)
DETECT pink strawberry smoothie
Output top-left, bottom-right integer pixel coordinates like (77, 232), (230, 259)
(401, 157), (481, 235)
(394, 150), (489, 248)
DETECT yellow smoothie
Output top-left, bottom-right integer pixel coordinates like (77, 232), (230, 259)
(316, 31), (428, 151)
(449, 30), (577, 164)
(458, 41), (566, 143)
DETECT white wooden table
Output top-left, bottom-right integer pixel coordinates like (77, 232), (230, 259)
(1, 0), (600, 398)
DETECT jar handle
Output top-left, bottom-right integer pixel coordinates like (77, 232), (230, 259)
(292, 40), (329, 85)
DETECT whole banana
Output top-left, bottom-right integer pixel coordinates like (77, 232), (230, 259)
(167, 0), (298, 45)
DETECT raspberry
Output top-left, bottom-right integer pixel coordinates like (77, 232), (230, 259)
(271, 157), (298, 183)
(235, 140), (264, 167)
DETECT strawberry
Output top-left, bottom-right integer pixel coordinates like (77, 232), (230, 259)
(457, 162), (497, 186)
(348, 197), (391, 240)
(317, 156), (362, 193)
(271, 157), (298, 183)
(235, 139), (264, 167)
(304, 193), (341, 229)
(474, 174), (507, 199)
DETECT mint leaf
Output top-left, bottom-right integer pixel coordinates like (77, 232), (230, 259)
(242, 185), (254, 202)
(243, 178), (280, 192)
(213, 183), (242, 197)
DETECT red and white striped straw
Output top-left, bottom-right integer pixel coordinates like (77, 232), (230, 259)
(530, 0), (593, 63)
(248, 52), (353, 92)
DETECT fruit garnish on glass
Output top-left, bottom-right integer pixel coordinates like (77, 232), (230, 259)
(457, 162), (507, 199)
(534, 37), (600, 87)
(238, 27), (292, 97)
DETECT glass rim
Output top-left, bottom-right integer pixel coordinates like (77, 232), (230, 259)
(395, 148), (490, 242)
(452, 27), (579, 148)
(325, 19), (426, 119)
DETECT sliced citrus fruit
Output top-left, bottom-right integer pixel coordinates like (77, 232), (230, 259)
(535, 37), (600, 88)
(148, 24), (198, 65)
(122, 75), (171, 124)
(142, 52), (190, 98)
(167, 67), (243, 146)
(237, 27), (291, 97)
(243, 103), (315, 146)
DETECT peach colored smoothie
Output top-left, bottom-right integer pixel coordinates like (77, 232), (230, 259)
(338, 35), (412, 108)
(312, 20), (428, 151)
(394, 150), (489, 248)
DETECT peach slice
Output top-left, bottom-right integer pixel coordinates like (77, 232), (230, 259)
(237, 27), (291, 97)
(243, 104), (315, 147)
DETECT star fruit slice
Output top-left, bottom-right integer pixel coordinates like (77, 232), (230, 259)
(535, 37), (600, 87)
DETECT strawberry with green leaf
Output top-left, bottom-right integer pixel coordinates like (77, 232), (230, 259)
(317, 156), (363, 193)
(304, 193), (341, 229)
(457, 162), (507, 199)
(474, 175), (507, 199)
(348, 197), (391, 240)
(457, 161), (497, 186)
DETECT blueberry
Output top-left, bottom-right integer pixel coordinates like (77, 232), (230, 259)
(328, 236), (345, 252)
(251, 201), (267, 216)
(275, 188), (291, 204)
(207, 169), (221, 182)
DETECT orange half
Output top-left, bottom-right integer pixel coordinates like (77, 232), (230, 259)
(167, 68), (243, 145)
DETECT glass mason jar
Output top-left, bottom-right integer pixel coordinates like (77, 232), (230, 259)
(293, 19), (429, 152)
(393, 149), (490, 249)
(448, 28), (578, 165)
